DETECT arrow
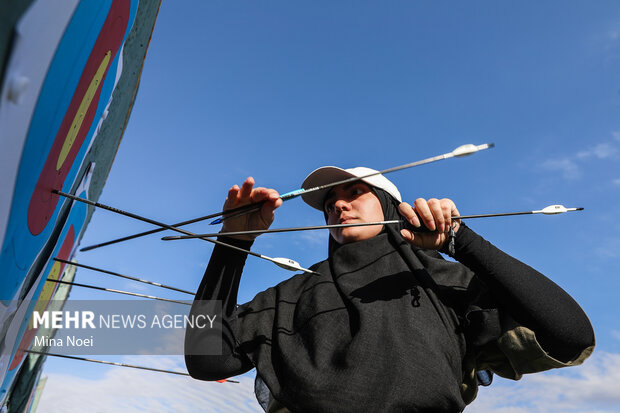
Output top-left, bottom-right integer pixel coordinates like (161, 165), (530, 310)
(79, 211), (231, 252)
(46, 279), (192, 305)
(53, 190), (320, 275)
(454, 205), (584, 219)
(161, 204), (583, 240)
(79, 143), (493, 251)
(53, 258), (195, 295)
(209, 143), (494, 224)
(162, 220), (403, 240)
(24, 350), (239, 383)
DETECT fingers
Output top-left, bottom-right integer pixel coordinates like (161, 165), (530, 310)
(238, 176), (254, 201)
(224, 185), (240, 210)
(222, 177), (282, 236)
(224, 177), (282, 209)
(445, 198), (461, 233)
(400, 228), (415, 242)
(224, 177), (255, 210)
(413, 198), (457, 233)
(400, 197), (461, 250)
(398, 202), (420, 227)
(435, 198), (451, 233)
(265, 189), (283, 208)
(398, 202), (415, 242)
(414, 198), (439, 232)
(251, 187), (281, 205)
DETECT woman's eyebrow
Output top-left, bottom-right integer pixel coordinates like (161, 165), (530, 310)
(324, 182), (364, 205)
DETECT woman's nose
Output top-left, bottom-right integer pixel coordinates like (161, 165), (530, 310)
(333, 199), (351, 213)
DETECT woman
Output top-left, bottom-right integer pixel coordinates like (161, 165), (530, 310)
(185, 166), (595, 413)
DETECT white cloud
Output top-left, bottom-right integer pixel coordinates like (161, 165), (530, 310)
(612, 179), (620, 187)
(36, 351), (620, 413)
(594, 236), (620, 259)
(295, 229), (328, 247)
(602, 21), (620, 52)
(470, 351), (620, 413)
(576, 143), (618, 160)
(541, 158), (581, 179)
(595, 246), (620, 259)
(541, 135), (620, 180)
(37, 356), (262, 413)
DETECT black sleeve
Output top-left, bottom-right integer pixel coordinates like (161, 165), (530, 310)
(185, 237), (255, 381)
(452, 224), (595, 363)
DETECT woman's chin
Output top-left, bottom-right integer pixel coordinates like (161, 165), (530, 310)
(333, 226), (384, 244)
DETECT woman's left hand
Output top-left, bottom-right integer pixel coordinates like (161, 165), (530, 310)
(398, 198), (461, 250)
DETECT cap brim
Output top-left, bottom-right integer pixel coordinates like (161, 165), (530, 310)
(300, 166), (357, 211)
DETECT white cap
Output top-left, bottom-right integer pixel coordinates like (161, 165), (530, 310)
(301, 166), (402, 211)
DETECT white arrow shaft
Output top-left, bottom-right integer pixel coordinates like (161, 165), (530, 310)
(280, 143), (494, 201)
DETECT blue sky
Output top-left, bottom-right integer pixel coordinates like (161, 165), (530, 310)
(39, 1), (620, 411)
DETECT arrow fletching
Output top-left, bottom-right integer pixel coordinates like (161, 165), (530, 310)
(534, 205), (584, 215)
(451, 143), (494, 157)
(271, 257), (320, 275)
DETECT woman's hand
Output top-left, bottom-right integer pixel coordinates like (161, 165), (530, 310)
(398, 198), (461, 250)
(221, 177), (282, 240)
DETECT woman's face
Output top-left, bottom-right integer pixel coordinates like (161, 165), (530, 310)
(324, 182), (385, 244)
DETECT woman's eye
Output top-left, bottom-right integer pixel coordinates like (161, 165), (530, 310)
(325, 203), (335, 214)
(352, 188), (364, 196)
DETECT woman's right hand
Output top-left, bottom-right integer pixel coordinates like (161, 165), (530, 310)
(221, 177), (282, 240)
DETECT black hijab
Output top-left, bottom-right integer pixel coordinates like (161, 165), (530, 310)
(235, 188), (493, 412)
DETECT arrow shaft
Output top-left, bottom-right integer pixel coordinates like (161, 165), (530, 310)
(23, 350), (239, 383)
(80, 203), (258, 251)
(56, 191), (269, 260)
(452, 211), (535, 219)
(165, 220), (403, 239)
(212, 143), (493, 224)
(165, 205), (582, 240)
(53, 258), (194, 295)
(47, 279), (191, 305)
(78, 143), (493, 250)
(454, 206), (582, 220)
(55, 190), (316, 274)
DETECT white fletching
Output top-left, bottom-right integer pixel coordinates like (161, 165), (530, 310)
(535, 205), (569, 215)
(451, 143), (493, 158)
(271, 257), (319, 275)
